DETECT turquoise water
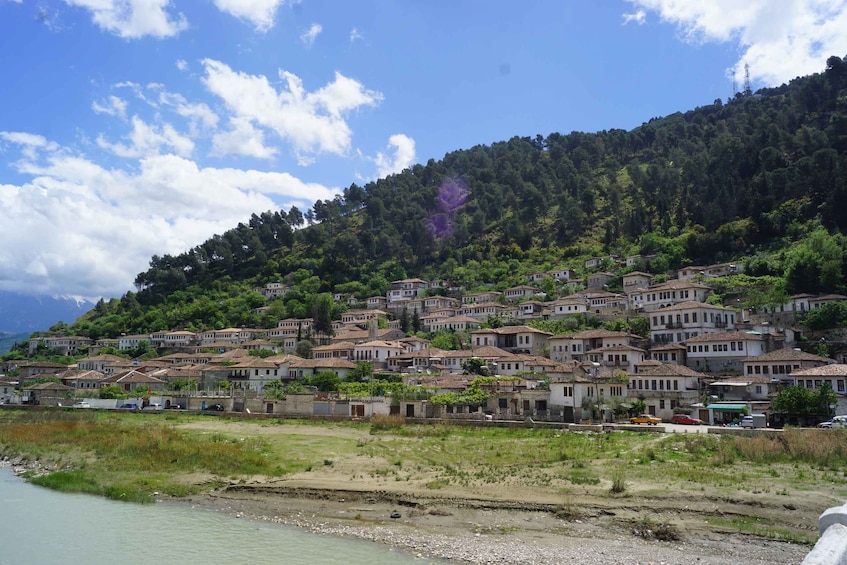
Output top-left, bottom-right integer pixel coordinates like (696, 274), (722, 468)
(0, 468), (428, 565)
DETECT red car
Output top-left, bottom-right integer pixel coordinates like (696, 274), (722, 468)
(671, 414), (703, 425)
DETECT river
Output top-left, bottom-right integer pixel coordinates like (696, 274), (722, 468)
(0, 467), (428, 564)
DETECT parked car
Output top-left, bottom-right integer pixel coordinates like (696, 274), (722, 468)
(629, 414), (662, 425)
(671, 414), (702, 425)
(818, 416), (847, 429)
(72, 401), (91, 409)
(203, 403), (225, 412)
(121, 403), (139, 410)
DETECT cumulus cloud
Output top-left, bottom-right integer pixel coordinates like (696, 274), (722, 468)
(213, 0), (285, 32)
(350, 28), (363, 42)
(211, 117), (278, 159)
(151, 87), (219, 132)
(628, 0), (847, 86)
(200, 59), (383, 165)
(374, 134), (416, 178)
(175, 58), (188, 71)
(97, 116), (195, 158)
(301, 23), (322, 47)
(65, 0), (188, 39)
(0, 132), (337, 298)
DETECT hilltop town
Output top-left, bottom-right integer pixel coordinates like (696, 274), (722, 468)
(4, 256), (845, 427)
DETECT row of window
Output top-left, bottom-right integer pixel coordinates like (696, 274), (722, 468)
(651, 311), (733, 327)
(688, 340), (743, 353)
(630, 379), (680, 391)
(647, 290), (691, 301)
(746, 364), (800, 375)
(799, 379), (846, 392)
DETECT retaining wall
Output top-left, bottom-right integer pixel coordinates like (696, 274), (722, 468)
(803, 503), (847, 565)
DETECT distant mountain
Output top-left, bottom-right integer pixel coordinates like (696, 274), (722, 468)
(0, 292), (95, 334)
(0, 332), (30, 354)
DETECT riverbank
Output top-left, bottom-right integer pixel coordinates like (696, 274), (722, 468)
(0, 412), (836, 563)
(184, 481), (809, 564)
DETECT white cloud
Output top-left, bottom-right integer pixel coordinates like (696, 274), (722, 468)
(175, 58), (188, 71)
(213, 0), (284, 32)
(211, 117), (278, 159)
(301, 23), (322, 47)
(97, 116), (195, 158)
(201, 59), (383, 165)
(622, 10), (646, 25)
(628, 0), (847, 86)
(91, 95), (128, 119)
(151, 87), (219, 131)
(0, 132), (337, 298)
(64, 0), (188, 39)
(350, 28), (363, 42)
(374, 134), (416, 178)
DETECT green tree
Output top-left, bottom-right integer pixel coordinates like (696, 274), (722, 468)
(99, 385), (126, 399)
(347, 361), (374, 383)
(305, 370), (341, 392)
(804, 301), (847, 330)
(773, 384), (835, 419)
(462, 357), (490, 376)
(312, 293), (335, 338)
(399, 308), (410, 333)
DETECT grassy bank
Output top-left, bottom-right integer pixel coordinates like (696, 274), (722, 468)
(0, 409), (284, 502)
(1, 409), (846, 544)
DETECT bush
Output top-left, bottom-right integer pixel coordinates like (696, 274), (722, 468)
(370, 414), (405, 432)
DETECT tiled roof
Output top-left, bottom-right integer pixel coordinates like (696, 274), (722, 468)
(744, 348), (832, 363)
(790, 364), (847, 377)
(659, 301), (734, 312)
(684, 330), (766, 343)
(633, 361), (706, 377)
(551, 329), (636, 340)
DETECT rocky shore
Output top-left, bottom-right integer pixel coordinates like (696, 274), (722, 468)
(181, 485), (810, 565)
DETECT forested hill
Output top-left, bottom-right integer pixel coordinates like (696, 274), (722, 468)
(71, 55), (847, 337)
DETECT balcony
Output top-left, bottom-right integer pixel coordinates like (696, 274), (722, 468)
(665, 322), (682, 329)
(714, 321), (727, 328)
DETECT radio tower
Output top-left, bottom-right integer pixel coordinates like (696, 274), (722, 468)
(743, 63), (752, 96)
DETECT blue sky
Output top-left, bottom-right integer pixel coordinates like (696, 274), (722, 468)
(1, 0), (846, 300)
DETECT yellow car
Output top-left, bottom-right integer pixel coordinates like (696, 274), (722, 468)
(629, 414), (662, 425)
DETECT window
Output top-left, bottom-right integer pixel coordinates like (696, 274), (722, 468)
(659, 400), (665, 409)
(673, 380), (678, 390)
(755, 385), (762, 394)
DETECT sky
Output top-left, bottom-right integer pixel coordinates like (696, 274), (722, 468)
(1, 0), (846, 302)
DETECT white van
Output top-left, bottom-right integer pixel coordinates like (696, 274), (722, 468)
(741, 414), (766, 428)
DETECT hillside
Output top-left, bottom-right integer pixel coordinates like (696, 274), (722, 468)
(66, 55), (847, 338)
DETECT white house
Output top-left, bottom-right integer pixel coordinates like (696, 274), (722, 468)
(683, 330), (772, 373)
(650, 301), (737, 344)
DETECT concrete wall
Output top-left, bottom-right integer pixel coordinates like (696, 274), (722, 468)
(802, 503), (847, 565)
